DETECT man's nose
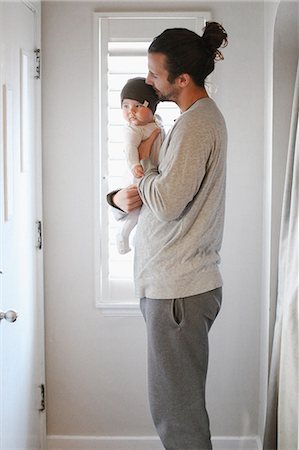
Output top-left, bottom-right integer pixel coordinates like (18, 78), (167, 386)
(146, 73), (153, 85)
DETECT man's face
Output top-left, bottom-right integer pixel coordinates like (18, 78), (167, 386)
(146, 52), (180, 102)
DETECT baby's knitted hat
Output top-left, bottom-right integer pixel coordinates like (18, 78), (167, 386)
(120, 77), (159, 113)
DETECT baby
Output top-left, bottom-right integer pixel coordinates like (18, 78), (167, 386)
(116, 77), (165, 254)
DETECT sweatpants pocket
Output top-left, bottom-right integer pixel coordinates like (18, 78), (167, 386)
(170, 298), (185, 326)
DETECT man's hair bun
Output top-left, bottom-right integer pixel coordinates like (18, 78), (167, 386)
(202, 22), (228, 61)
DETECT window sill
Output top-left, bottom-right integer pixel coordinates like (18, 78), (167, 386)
(97, 302), (142, 317)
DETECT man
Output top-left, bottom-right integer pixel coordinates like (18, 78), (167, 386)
(108, 22), (228, 450)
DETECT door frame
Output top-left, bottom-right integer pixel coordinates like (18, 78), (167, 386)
(0, 1), (46, 448)
(25, 0), (47, 447)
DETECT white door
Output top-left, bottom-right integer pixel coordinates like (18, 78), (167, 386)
(0, 1), (45, 449)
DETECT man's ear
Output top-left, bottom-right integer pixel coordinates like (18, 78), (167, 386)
(176, 73), (191, 87)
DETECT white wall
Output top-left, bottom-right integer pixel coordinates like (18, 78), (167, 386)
(42, 0), (267, 443)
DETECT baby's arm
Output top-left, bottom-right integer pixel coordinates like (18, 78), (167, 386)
(132, 127), (161, 177)
(123, 126), (143, 176)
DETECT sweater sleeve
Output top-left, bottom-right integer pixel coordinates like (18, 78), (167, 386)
(138, 113), (212, 222)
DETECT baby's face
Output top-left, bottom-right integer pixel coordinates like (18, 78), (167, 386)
(122, 99), (154, 126)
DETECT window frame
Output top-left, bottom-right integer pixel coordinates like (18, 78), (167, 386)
(93, 11), (211, 316)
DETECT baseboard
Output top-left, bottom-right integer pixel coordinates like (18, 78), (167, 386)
(47, 435), (262, 450)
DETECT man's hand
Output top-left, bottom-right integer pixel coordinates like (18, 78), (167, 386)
(139, 128), (161, 161)
(113, 184), (142, 213)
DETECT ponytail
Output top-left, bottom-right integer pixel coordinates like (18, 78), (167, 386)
(202, 22), (228, 61)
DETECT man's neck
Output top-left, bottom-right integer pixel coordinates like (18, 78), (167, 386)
(178, 87), (209, 112)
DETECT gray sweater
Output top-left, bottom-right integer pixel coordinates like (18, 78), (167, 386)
(134, 97), (227, 299)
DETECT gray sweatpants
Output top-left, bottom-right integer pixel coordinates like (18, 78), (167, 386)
(140, 288), (222, 450)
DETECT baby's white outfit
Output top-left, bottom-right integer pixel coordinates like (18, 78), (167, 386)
(117, 116), (164, 254)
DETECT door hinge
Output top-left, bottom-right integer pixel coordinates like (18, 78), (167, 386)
(36, 220), (42, 249)
(34, 49), (40, 79)
(39, 384), (46, 412)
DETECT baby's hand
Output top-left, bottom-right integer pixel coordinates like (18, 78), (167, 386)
(132, 164), (144, 178)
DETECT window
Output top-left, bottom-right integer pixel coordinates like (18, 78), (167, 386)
(95, 13), (210, 314)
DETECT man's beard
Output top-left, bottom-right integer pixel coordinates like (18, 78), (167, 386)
(158, 94), (169, 102)
(155, 88), (178, 103)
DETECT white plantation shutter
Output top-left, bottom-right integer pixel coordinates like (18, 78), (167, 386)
(96, 13), (210, 311)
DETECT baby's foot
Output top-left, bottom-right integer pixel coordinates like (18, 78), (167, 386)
(116, 234), (131, 254)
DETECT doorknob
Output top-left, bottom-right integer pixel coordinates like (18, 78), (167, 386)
(0, 310), (18, 322)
